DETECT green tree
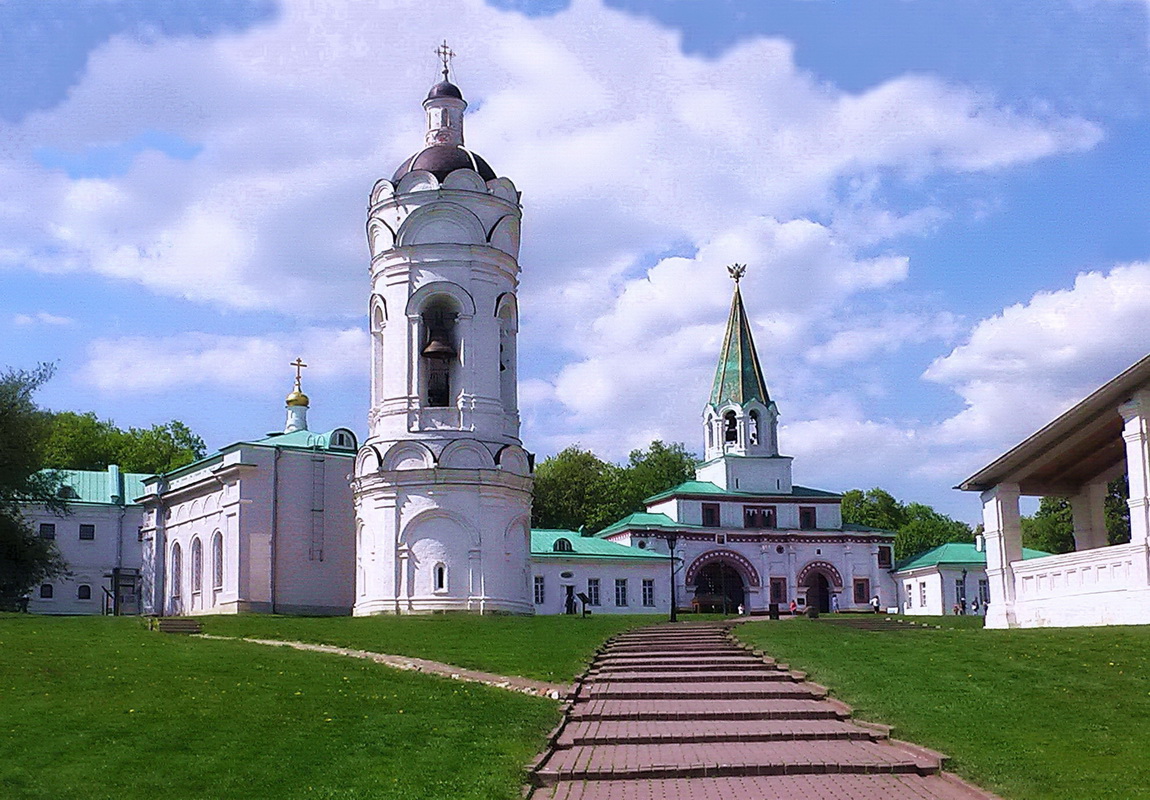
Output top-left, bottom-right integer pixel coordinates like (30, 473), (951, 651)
(531, 441), (698, 534)
(42, 412), (205, 474)
(0, 365), (68, 605)
(841, 487), (973, 561)
(1020, 479), (1130, 554)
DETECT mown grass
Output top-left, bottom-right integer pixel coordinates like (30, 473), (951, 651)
(203, 612), (654, 682)
(0, 614), (561, 800)
(737, 617), (1150, 800)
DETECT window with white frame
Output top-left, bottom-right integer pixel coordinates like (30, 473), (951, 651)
(979, 579), (990, 603)
(434, 563), (447, 592)
(39, 583), (53, 599)
(79, 524), (95, 541)
(905, 582), (912, 608)
(614, 578), (628, 607)
(642, 579), (655, 607)
(955, 579), (964, 605)
(587, 578), (600, 606)
(212, 532), (224, 590)
(534, 575), (545, 605)
(171, 543), (182, 598)
(39, 523), (55, 540)
(191, 537), (203, 594)
(78, 584), (91, 600)
(919, 582), (927, 607)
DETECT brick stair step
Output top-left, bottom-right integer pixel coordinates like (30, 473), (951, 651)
(556, 718), (877, 747)
(604, 648), (743, 658)
(534, 740), (941, 784)
(586, 670), (794, 684)
(156, 618), (203, 634)
(583, 682), (823, 701)
(533, 773), (990, 800)
(594, 662), (769, 674)
(570, 698), (849, 721)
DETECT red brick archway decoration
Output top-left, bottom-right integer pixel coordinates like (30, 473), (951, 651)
(797, 560), (844, 590)
(685, 549), (761, 587)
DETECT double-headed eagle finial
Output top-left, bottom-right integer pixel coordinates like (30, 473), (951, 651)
(727, 263), (747, 283)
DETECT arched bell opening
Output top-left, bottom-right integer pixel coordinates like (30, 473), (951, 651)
(748, 409), (760, 446)
(723, 410), (739, 444)
(420, 297), (459, 408)
(692, 561), (745, 614)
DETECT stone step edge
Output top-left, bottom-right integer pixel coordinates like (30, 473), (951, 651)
(555, 728), (884, 747)
(529, 758), (941, 787)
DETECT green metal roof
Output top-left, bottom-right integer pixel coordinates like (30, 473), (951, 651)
(52, 467), (152, 506)
(644, 480), (841, 504)
(531, 530), (670, 560)
(150, 427), (356, 484)
(710, 284), (770, 408)
(895, 542), (1051, 572)
(596, 513), (686, 538)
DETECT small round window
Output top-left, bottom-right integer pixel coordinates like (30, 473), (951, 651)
(775, 545), (784, 554)
(637, 540), (647, 549)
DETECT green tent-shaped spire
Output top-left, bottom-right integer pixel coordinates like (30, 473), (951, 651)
(709, 282), (770, 407)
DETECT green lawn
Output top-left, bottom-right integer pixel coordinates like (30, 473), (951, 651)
(737, 617), (1150, 800)
(202, 612), (655, 682)
(0, 614), (561, 800)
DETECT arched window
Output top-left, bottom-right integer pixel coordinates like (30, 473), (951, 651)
(748, 410), (760, 445)
(77, 584), (91, 600)
(371, 301), (386, 401)
(212, 532), (224, 590)
(498, 300), (517, 411)
(433, 563), (447, 592)
(170, 543), (183, 598)
(553, 538), (574, 553)
(191, 537), (203, 594)
(421, 298), (458, 407)
(723, 411), (739, 443)
(39, 583), (53, 599)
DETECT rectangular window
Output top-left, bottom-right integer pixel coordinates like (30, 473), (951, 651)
(955, 579), (965, 605)
(877, 546), (892, 568)
(979, 579), (990, 603)
(79, 524), (95, 541)
(905, 582), (913, 608)
(533, 575), (545, 605)
(701, 503), (721, 527)
(769, 577), (787, 605)
(587, 578), (600, 606)
(799, 506), (817, 530)
(919, 582), (927, 607)
(743, 506), (777, 529)
(614, 578), (628, 607)
(853, 578), (870, 604)
(642, 579), (655, 607)
(39, 584), (53, 599)
(38, 523), (55, 540)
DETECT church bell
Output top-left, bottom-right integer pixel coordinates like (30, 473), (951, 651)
(421, 330), (456, 360)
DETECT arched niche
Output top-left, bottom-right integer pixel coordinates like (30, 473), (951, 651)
(356, 445), (382, 477)
(487, 214), (521, 258)
(370, 296), (387, 401)
(486, 177), (518, 203)
(441, 169), (488, 192)
(367, 217), (396, 257)
(396, 169), (439, 194)
(370, 178), (395, 206)
(381, 441), (435, 472)
(496, 445), (531, 476)
(439, 439), (495, 470)
(396, 201), (486, 246)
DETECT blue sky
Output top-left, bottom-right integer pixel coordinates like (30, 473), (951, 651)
(2, 0), (1148, 521)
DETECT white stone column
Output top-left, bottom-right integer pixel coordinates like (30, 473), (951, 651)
(1120, 390), (1150, 546)
(981, 483), (1022, 629)
(1071, 481), (1109, 551)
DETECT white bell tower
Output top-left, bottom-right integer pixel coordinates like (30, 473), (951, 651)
(352, 49), (533, 614)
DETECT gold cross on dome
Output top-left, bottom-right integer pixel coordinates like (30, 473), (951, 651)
(727, 263), (747, 283)
(290, 357), (307, 384)
(435, 40), (455, 80)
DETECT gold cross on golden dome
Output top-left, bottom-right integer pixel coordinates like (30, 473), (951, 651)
(436, 40), (455, 81)
(727, 263), (747, 283)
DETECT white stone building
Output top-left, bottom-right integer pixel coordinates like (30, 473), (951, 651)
(351, 72), (534, 615)
(24, 466), (148, 615)
(599, 270), (898, 614)
(893, 541), (1047, 616)
(530, 530), (671, 615)
(961, 353), (1150, 628)
(139, 375), (358, 616)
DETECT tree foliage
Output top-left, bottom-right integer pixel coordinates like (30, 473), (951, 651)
(532, 441), (698, 534)
(0, 365), (68, 603)
(42, 411), (206, 474)
(1020, 477), (1130, 554)
(840, 487), (974, 561)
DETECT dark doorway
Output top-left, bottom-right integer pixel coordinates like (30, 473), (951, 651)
(564, 585), (576, 615)
(693, 562), (745, 613)
(805, 572), (831, 613)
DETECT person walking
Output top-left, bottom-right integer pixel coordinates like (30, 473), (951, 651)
(870, 594), (881, 614)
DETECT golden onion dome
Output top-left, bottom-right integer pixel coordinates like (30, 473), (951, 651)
(286, 387), (309, 407)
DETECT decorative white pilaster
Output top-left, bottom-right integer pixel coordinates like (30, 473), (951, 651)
(1070, 481), (1109, 551)
(1120, 390), (1150, 546)
(981, 483), (1022, 629)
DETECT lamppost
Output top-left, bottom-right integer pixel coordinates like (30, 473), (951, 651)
(667, 533), (679, 623)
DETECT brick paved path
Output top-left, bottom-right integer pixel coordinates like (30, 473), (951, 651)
(526, 622), (999, 799)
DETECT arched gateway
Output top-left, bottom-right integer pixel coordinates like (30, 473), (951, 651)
(686, 550), (759, 613)
(797, 560), (844, 614)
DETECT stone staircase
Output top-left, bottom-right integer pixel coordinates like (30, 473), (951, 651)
(526, 622), (997, 799)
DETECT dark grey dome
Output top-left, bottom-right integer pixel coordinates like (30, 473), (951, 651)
(427, 81), (463, 101)
(392, 145), (496, 183)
